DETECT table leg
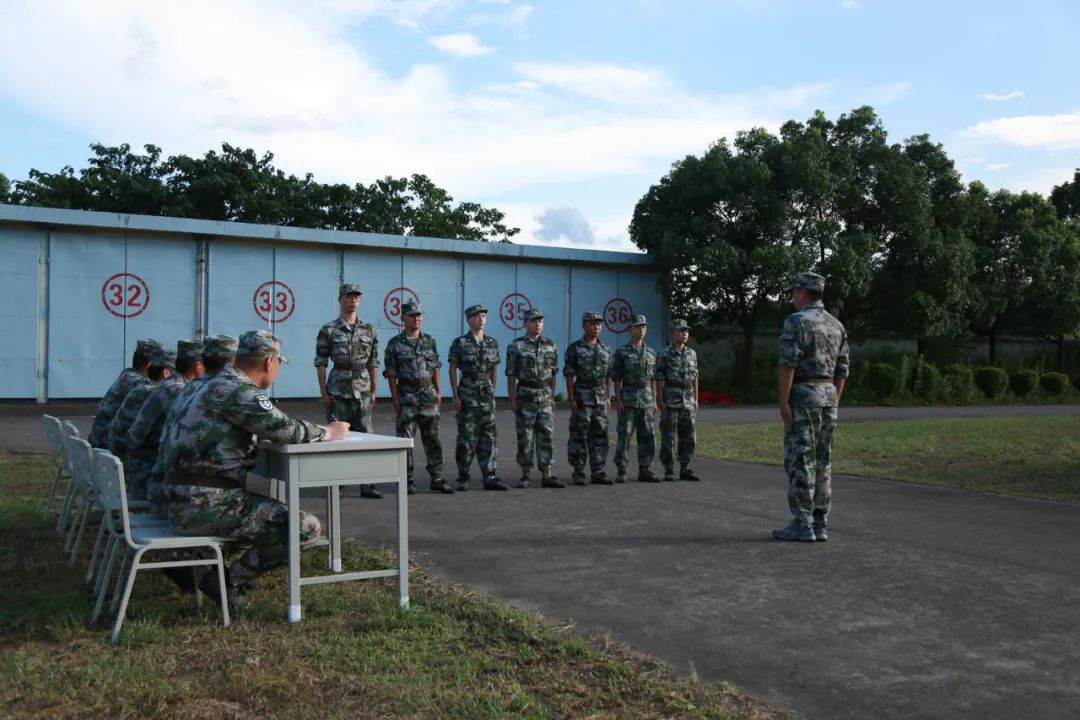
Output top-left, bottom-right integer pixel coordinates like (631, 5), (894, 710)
(288, 457), (302, 623)
(397, 450), (409, 609)
(325, 487), (334, 571)
(331, 484), (342, 573)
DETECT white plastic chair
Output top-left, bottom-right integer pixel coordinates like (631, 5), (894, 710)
(91, 450), (231, 643)
(42, 415), (73, 520)
(54, 421), (83, 535)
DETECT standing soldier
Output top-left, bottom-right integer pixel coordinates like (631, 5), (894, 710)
(655, 319), (700, 482)
(564, 311), (614, 486)
(505, 308), (562, 489)
(449, 304), (507, 491)
(612, 315), (659, 483)
(164, 330), (349, 603)
(108, 347), (176, 499)
(128, 340), (205, 518)
(88, 338), (162, 448)
(773, 272), (849, 543)
(384, 301), (449, 495)
(315, 283), (382, 499)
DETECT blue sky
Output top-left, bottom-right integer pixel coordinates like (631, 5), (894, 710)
(1, 0), (1077, 252)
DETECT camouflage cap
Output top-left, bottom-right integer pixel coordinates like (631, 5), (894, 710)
(150, 347), (177, 369)
(671, 319), (691, 330)
(176, 339), (204, 362)
(203, 334), (239, 359)
(524, 307), (544, 321)
(401, 301), (423, 316)
(785, 271), (826, 293)
(630, 314), (648, 326)
(339, 283), (362, 296)
(136, 338), (163, 355)
(464, 303), (487, 318)
(582, 310), (603, 323)
(238, 330), (289, 363)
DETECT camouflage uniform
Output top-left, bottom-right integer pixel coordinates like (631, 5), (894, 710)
(109, 348), (176, 499)
(564, 312), (613, 483)
(384, 307), (443, 487)
(88, 338), (162, 448)
(165, 331), (324, 590)
(779, 273), (849, 532)
(131, 340), (205, 517)
(449, 314), (500, 482)
(612, 328), (657, 478)
(656, 326), (699, 478)
(505, 312), (559, 478)
(315, 285), (379, 433)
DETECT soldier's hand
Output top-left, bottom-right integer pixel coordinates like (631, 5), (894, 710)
(651, 402), (658, 415)
(323, 421), (351, 441)
(657, 402), (667, 416)
(509, 397), (518, 414)
(393, 398), (401, 415)
(780, 405), (793, 432)
(569, 399), (578, 414)
(321, 392), (332, 411)
(454, 397), (462, 414)
(615, 399), (624, 414)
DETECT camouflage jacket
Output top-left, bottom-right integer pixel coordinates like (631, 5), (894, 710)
(383, 333), (441, 407)
(152, 376), (210, 475)
(779, 302), (850, 408)
(108, 381), (157, 457)
(612, 342), (657, 409)
(162, 365), (325, 482)
(126, 374), (188, 456)
(655, 345), (698, 410)
(89, 368), (149, 447)
(505, 335), (558, 403)
(449, 333), (500, 408)
(563, 338), (613, 406)
(315, 317), (379, 400)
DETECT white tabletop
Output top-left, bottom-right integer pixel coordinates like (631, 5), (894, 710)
(259, 431), (413, 455)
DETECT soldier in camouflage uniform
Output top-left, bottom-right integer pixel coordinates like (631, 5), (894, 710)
(128, 340), (205, 518)
(315, 283), (382, 498)
(449, 304), (507, 491)
(655, 319), (700, 481)
(612, 315), (659, 483)
(88, 338), (162, 448)
(564, 311), (614, 486)
(773, 272), (850, 543)
(164, 330), (349, 600)
(384, 302), (449, 495)
(109, 347), (176, 499)
(506, 308), (562, 488)
(150, 335), (238, 517)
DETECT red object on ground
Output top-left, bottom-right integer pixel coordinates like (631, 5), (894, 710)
(699, 391), (733, 405)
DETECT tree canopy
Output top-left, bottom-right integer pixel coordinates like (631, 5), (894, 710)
(4, 143), (519, 242)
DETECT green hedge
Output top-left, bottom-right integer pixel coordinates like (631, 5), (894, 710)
(941, 364), (975, 403)
(1010, 369), (1039, 397)
(906, 357), (940, 399)
(1039, 372), (1069, 396)
(974, 367), (1009, 399)
(867, 363), (902, 400)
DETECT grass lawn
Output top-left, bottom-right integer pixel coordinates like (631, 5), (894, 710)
(697, 415), (1080, 503)
(0, 454), (780, 720)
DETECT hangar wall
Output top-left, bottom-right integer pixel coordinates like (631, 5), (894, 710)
(0, 205), (666, 402)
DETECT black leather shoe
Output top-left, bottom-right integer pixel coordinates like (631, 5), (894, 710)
(637, 469), (661, 483)
(430, 479), (455, 494)
(679, 468), (701, 482)
(541, 475), (565, 489)
(483, 477), (509, 491)
(361, 485), (383, 499)
(591, 474), (615, 485)
(662, 471), (675, 482)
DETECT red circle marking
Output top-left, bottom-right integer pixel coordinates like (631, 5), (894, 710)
(499, 292), (534, 331)
(100, 272), (151, 319)
(252, 280), (296, 323)
(602, 297), (634, 334)
(383, 287), (420, 327)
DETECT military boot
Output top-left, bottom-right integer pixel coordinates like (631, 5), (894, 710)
(430, 479), (455, 494)
(812, 515), (828, 542)
(407, 481), (416, 495)
(484, 476), (509, 491)
(679, 467), (701, 481)
(456, 478), (470, 492)
(573, 473), (588, 486)
(662, 469), (675, 482)
(771, 522), (815, 542)
(614, 470), (627, 484)
(361, 485), (383, 499)
(541, 473), (565, 489)
(637, 468), (660, 483)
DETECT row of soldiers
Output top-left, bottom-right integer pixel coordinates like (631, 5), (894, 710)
(314, 284), (702, 494)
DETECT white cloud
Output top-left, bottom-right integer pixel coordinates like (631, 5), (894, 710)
(964, 110), (1080, 150)
(985, 163), (1010, 171)
(535, 207), (598, 246)
(840, 1), (859, 9)
(468, 3), (533, 28)
(428, 32), (494, 57)
(766, 82), (831, 109)
(871, 81), (911, 104)
(979, 91), (1025, 102)
(514, 62), (667, 105)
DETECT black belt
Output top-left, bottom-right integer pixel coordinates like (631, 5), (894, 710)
(127, 448), (158, 461)
(795, 377), (832, 384)
(166, 471), (244, 490)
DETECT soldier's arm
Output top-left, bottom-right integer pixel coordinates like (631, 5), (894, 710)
(834, 328), (851, 402)
(489, 343), (500, 404)
(369, 328), (379, 403)
(222, 386), (326, 444)
(383, 341), (401, 412)
(430, 339), (442, 401)
(127, 390), (164, 450)
(654, 350), (667, 413)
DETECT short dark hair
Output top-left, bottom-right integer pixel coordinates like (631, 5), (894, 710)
(176, 357), (198, 375)
(233, 354), (262, 371)
(202, 356), (232, 374)
(148, 365), (169, 381)
(805, 289), (823, 302)
(132, 348), (153, 368)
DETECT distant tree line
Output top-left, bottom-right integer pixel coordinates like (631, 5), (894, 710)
(0, 143), (520, 242)
(630, 106), (1080, 387)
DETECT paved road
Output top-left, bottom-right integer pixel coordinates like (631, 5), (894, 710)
(9, 400), (1080, 718)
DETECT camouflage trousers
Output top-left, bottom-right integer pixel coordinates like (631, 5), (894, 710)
(328, 395), (374, 433)
(515, 400), (554, 475)
(169, 485), (322, 588)
(783, 405), (837, 525)
(124, 456), (155, 501)
(146, 472), (168, 519)
(614, 407), (656, 474)
(659, 408), (696, 474)
(568, 404), (609, 479)
(455, 404), (497, 480)
(396, 404), (443, 483)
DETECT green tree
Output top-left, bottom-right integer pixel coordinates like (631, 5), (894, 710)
(0, 172), (10, 204)
(1050, 169), (1080, 220)
(1018, 220), (1080, 370)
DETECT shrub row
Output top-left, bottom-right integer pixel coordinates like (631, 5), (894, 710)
(861, 358), (1071, 402)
